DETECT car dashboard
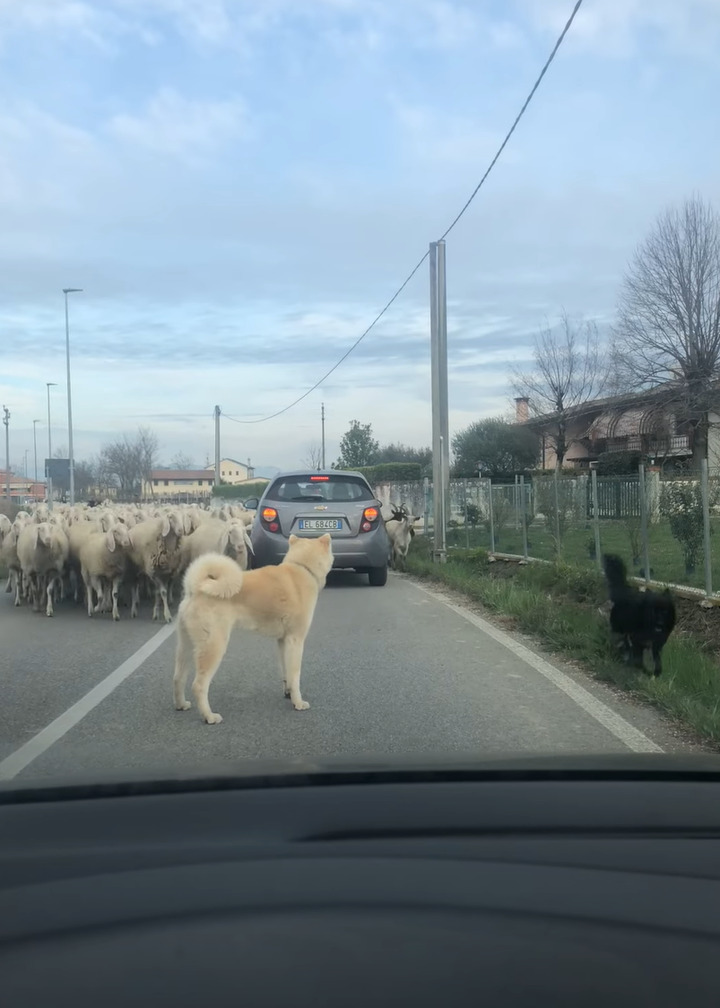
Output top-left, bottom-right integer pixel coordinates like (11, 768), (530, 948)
(2, 755), (720, 1007)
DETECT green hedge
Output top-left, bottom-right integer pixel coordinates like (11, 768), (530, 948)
(211, 480), (269, 500)
(355, 462), (423, 483)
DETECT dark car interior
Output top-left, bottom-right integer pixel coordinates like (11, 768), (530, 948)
(2, 754), (720, 1008)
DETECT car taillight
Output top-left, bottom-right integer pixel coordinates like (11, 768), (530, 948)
(269, 522), (279, 532)
(261, 507), (277, 523)
(360, 506), (378, 533)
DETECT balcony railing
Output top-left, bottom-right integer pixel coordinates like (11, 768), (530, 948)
(593, 434), (692, 456)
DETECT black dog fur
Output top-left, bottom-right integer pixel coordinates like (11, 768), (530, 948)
(602, 554), (676, 677)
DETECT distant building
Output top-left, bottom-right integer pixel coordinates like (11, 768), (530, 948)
(206, 458), (256, 485)
(144, 469), (216, 498)
(514, 387), (720, 470)
(0, 470), (45, 502)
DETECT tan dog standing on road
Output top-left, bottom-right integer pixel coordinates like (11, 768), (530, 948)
(173, 533), (333, 724)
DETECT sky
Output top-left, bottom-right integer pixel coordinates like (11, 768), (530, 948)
(2, 0), (720, 477)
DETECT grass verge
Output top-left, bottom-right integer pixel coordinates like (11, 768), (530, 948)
(406, 538), (720, 748)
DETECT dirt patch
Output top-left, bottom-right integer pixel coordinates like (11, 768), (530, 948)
(484, 556), (720, 658)
(673, 597), (720, 656)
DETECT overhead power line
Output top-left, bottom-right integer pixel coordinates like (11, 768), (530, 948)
(224, 0), (585, 426)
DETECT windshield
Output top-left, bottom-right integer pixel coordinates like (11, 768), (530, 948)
(1, 0), (718, 788)
(265, 476), (373, 503)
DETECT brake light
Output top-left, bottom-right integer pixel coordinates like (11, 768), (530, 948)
(363, 507), (379, 522)
(261, 507), (277, 523)
(269, 522), (279, 532)
(361, 521), (372, 532)
(310, 475), (329, 481)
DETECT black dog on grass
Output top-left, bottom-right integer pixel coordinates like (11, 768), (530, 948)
(602, 554), (676, 677)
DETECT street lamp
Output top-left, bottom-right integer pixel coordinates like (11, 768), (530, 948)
(46, 382), (57, 508)
(33, 419), (42, 484)
(63, 287), (83, 505)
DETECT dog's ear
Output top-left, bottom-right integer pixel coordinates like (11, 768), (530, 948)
(288, 534), (297, 544)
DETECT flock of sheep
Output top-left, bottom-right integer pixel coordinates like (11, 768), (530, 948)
(0, 501), (253, 621)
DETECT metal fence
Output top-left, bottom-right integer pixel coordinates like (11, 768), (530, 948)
(378, 463), (720, 597)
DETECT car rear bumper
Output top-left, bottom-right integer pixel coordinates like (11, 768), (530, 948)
(251, 527), (390, 570)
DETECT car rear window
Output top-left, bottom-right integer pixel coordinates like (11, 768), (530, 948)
(265, 475), (374, 503)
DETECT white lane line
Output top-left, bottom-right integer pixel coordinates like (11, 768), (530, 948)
(0, 623), (176, 781)
(412, 581), (663, 754)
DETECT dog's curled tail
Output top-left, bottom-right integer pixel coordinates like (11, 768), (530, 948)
(183, 552), (245, 599)
(603, 553), (628, 593)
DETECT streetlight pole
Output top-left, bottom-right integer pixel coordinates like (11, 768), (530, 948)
(33, 420), (41, 484)
(46, 381), (57, 509)
(2, 406), (9, 501)
(63, 287), (83, 505)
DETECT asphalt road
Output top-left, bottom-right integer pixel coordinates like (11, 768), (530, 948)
(0, 570), (697, 783)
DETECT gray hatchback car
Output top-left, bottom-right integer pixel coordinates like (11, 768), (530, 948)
(244, 470), (390, 585)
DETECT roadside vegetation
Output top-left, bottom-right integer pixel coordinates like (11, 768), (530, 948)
(406, 536), (720, 748)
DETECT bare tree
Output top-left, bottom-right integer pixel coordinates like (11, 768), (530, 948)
(100, 427), (158, 497)
(612, 195), (720, 469)
(169, 451), (194, 470)
(512, 312), (607, 469)
(302, 442), (323, 470)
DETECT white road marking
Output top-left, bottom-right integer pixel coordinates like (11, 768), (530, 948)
(412, 581), (663, 754)
(0, 623), (176, 780)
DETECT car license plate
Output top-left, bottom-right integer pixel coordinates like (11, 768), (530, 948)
(297, 519), (342, 531)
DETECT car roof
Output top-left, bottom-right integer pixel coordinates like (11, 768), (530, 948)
(269, 469), (368, 480)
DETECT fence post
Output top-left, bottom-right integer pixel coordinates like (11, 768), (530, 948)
(519, 475), (529, 559)
(701, 458), (713, 598)
(488, 478), (496, 554)
(638, 462), (650, 585)
(464, 479), (470, 549)
(553, 469), (561, 558)
(423, 476), (430, 537)
(514, 474), (520, 529)
(591, 468), (602, 571)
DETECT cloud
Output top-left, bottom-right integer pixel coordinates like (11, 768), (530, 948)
(390, 97), (519, 169)
(106, 87), (250, 162)
(519, 0), (720, 58)
(1, 0), (719, 474)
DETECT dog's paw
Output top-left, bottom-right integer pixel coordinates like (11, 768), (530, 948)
(204, 712), (223, 725)
(293, 700), (310, 711)
(175, 701), (191, 711)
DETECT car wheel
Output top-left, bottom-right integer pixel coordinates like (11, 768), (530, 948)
(368, 565), (388, 587)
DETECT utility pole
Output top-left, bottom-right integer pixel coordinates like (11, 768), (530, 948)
(2, 406), (9, 501)
(214, 405), (221, 487)
(47, 382), (57, 510)
(429, 240), (449, 563)
(321, 403), (326, 470)
(63, 287), (82, 506)
(33, 420), (41, 485)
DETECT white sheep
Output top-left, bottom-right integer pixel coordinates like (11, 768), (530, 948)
(16, 521), (69, 616)
(179, 517), (253, 572)
(0, 514), (20, 601)
(127, 512), (185, 622)
(79, 524), (134, 620)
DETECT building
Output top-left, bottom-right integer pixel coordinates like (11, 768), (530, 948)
(515, 389), (720, 471)
(206, 458), (256, 485)
(0, 470), (46, 503)
(144, 469), (217, 498)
